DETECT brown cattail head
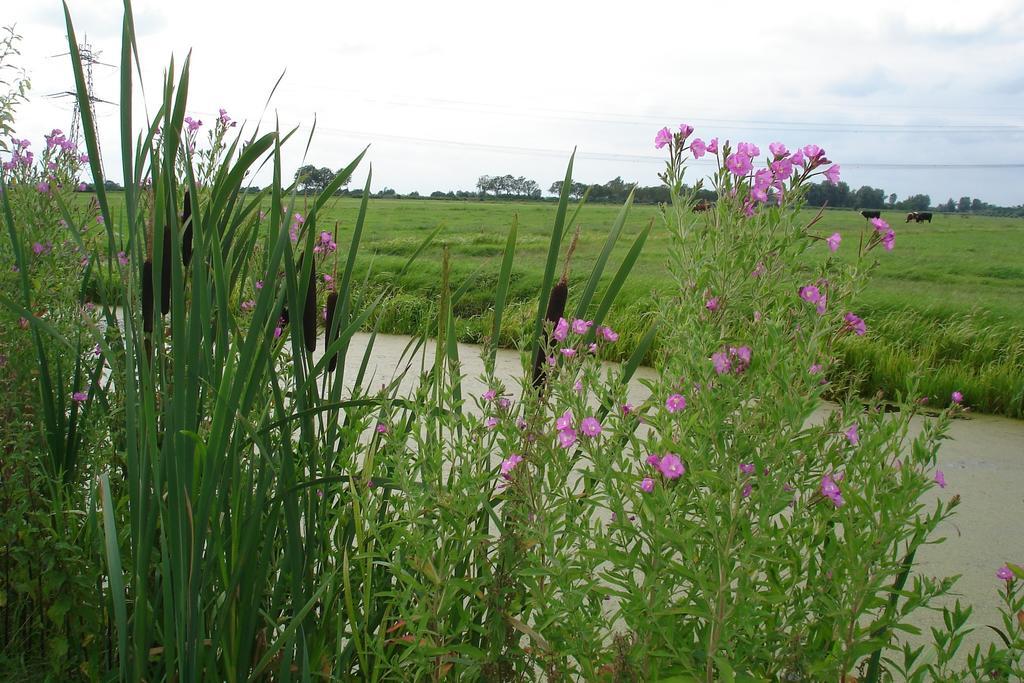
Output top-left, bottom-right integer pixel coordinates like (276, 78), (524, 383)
(142, 259), (154, 333)
(181, 190), (193, 268)
(160, 224), (172, 315)
(325, 291), (340, 372)
(531, 274), (569, 390)
(301, 258), (317, 353)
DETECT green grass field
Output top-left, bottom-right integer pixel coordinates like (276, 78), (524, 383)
(88, 193), (1024, 417)
(277, 197), (1021, 417)
(302, 198), (1024, 324)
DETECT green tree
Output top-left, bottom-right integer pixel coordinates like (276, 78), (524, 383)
(293, 165), (347, 194)
(957, 196), (972, 212)
(854, 185), (885, 209)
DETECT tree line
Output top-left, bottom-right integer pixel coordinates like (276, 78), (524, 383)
(84, 167), (1022, 216)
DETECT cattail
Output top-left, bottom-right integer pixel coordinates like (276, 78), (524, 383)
(160, 224), (172, 315)
(531, 276), (568, 390)
(142, 259), (154, 333)
(324, 291), (340, 372)
(531, 228), (579, 391)
(301, 258), (317, 353)
(181, 190), (193, 268)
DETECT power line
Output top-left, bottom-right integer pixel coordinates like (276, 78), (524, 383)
(302, 125), (1024, 171)
(283, 83), (1024, 134)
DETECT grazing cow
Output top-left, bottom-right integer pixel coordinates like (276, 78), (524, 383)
(906, 212), (918, 223)
(693, 200), (712, 212)
(906, 211), (933, 223)
(860, 210), (881, 220)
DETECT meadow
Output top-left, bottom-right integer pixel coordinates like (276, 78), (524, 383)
(3, 5), (1023, 676)
(251, 196), (1024, 417)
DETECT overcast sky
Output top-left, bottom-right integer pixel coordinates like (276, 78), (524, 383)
(6, 0), (1024, 204)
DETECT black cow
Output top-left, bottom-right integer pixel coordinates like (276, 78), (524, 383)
(905, 212), (933, 223)
(860, 210), (881, 220)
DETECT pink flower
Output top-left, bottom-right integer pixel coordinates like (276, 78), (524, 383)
(255, 280), (264, 290)
(36, 182), (50, 194)
(375, 422), (389, 434)
(240, 299), (256, 312)
(117, 251), (129, 265)
(588, 342), (598, 353)
(640, 477), (655, 493)
(690, 138), (706, 158)
(753, 168), (772, 190)
(802, 144), (822, 159)
(573, 379), (583, 393)
(705, 297), (719, 311)
(826, 232), (841, 252)
(799, 285), (821, 304)
(996, 565), (1014, 581)
(580, 417), (602, 437)
(658, 453), (685, 479)
(621, 403), (634, 415)
(725, 153), (753, 177)
(571, 318), (592, 335)
(730, 346), (752, 373)
(557, 429), (577, 449)
(769, 142), (788, 158)
(482, 389), (497, 401)
(844, 312), (866, 336)
(654, 127), (672, 149)
(646, 454), (661, 468)
(821, 474), (844, 507)
(824, 164), (841, 185)
(934, 470), (946, 488)
(789, 149), (804, 167)
(739, 463), (755, 475)
(951, 391), (963, 404)
(882, 229), (895, 251)
(500, 453), (523, 478)
(485, 416), (499, 430)
(870, 217), (889, 232)
(666, 393), (687, 413)
(711, 351), (731, 375)
(71, 390), (88, 402)
(556, 410), (574, 431)
(560, 347), (576, 358)
(809, 363), (823, 375)
(706, 138), (719, 154)
(751, 262), (766, 278)
(771, 157), (794, 180)
(599, 325), (619, 342)
(741, 483), (753, 498)
(678, 123), (694, 139)
(184, 116), (203, 132)
(736, 142), (760, 158)
(547, 355), (556, 367)
(552, 317), (569, 341)
(497, 397), (511, 409)
(845, 423), (859, 446)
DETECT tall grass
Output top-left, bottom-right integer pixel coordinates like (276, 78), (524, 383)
(0, 2), (651, 677)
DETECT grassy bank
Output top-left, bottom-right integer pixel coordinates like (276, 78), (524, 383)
(90, 194), (1024, 416)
